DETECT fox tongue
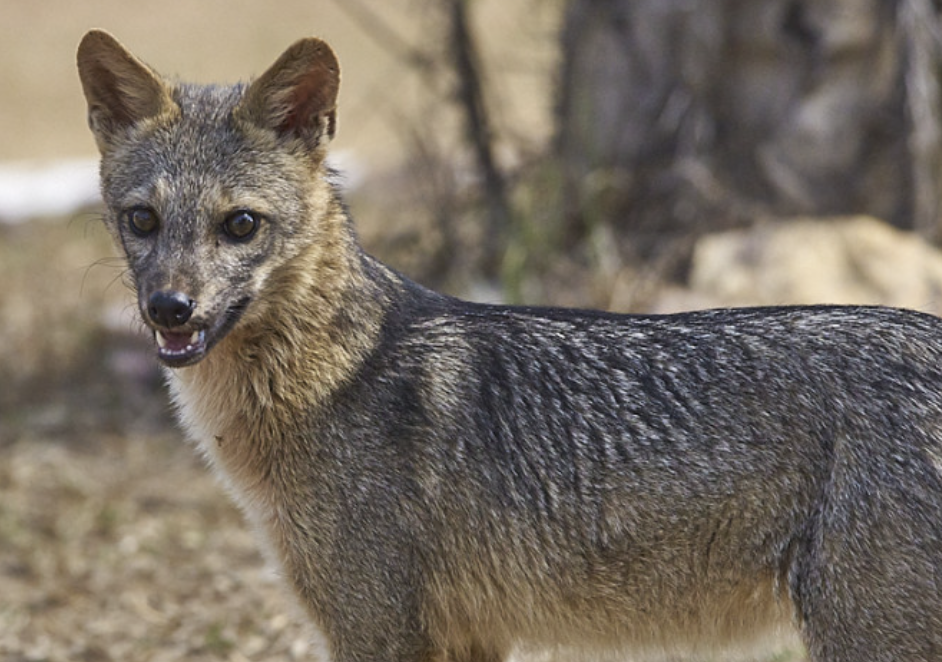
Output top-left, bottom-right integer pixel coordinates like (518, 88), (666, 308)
(155, 330), (200, 352)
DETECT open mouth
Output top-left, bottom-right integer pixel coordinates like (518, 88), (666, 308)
(155, 329), (207, 367)
(151, 297), (251, 368)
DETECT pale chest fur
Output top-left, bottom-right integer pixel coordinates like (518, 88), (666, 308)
(165, 365), (277, 532)
(163, 356), (324, 566)
(165, 361), (336, 656)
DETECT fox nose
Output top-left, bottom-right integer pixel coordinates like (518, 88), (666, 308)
(148, 290), (196, 328)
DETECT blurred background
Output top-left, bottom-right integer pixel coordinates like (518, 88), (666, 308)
(4, 0), (942, 660)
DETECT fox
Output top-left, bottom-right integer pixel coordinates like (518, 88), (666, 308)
(76, 29), (942, 662)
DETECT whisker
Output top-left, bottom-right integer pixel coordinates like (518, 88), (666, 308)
(69, 210), (109, 238)
(80, 256), (131, 297)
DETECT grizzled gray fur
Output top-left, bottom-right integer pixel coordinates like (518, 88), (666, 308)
(78, 29), (942, 662)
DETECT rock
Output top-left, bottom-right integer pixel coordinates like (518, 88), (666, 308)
(652, 216), (942, 314)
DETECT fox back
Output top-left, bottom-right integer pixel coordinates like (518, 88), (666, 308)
(78, 30), (942, 662)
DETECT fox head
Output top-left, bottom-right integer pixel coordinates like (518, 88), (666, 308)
(77, 30), (342, 367)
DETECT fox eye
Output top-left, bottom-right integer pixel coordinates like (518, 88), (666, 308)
(222, 210), (260, 241)
(125, 206), (159, 237)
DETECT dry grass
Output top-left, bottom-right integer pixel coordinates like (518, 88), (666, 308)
(0, 433), (315, 662)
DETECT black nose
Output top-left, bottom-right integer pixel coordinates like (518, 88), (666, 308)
(148, 290), (196, 328)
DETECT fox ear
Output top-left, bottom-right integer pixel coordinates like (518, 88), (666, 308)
(77, 29), (177, 153)
(236, 38), (340, 152)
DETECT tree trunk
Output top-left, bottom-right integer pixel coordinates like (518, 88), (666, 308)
(555, 0), (942, 261)
(448, 0), (511, 277)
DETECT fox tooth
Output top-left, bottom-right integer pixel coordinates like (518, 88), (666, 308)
(189, 331), (200, 346)
(156, 330), (167, 349)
